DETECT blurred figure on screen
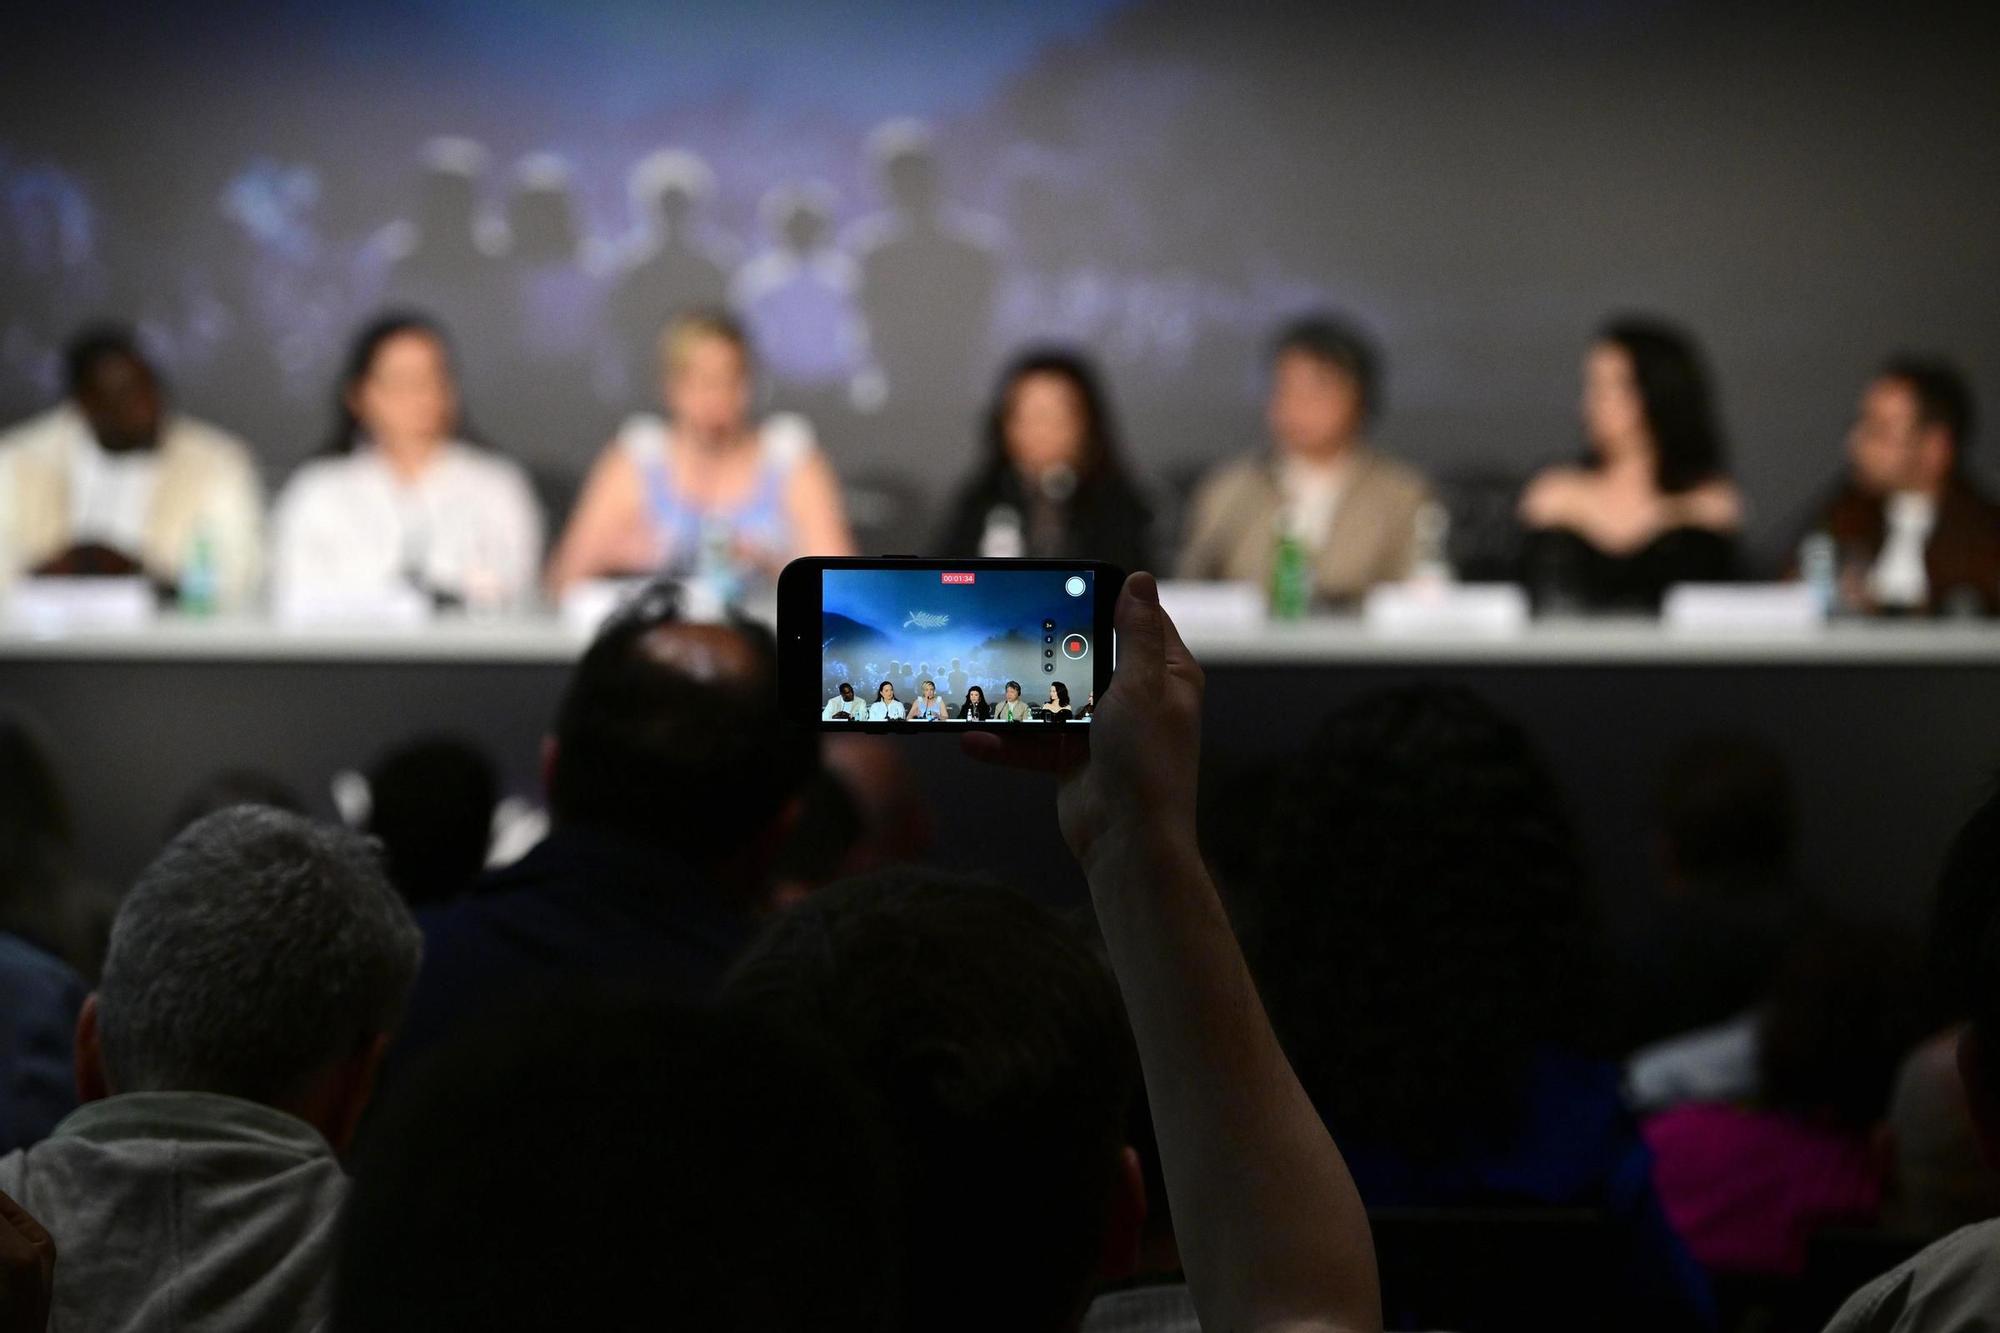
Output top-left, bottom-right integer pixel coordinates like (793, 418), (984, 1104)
(607, 150), (737, 409)
(375, 138), (507, 415)
(850, 119), (999, 427)
(1518, 317), (1743, 613)
(1799, 356), (2000, 616)
(0, 324), (263, 607)
(547, 310), (854, 598)
(733, 182), (869, 429)
(1178, 314), (1432, 608)
(271, 313), (544, 612)
(934, 348), (1155, 572)
(494, 153), (607, 456)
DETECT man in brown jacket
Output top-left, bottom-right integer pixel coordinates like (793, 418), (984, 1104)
(1178, 315), (1432, 608)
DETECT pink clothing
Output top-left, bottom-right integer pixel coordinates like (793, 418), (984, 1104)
(1644, 1101), (1885, 1276)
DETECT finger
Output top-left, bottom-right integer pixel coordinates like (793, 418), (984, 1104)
(0, 1191), (50, 1262)
(1151, 588), (1206, 694)
(1105, 572), (1166, 700)
(959, 729), (1088, 776)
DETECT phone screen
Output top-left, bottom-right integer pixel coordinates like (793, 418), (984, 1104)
(793, 560), (1114, 728)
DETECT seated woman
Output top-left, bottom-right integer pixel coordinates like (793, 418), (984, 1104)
(867, 681), (904, 722)
(993, 681), (1032, 722)
(958, 685), (993, 721)
(272, 314), (545, 610)
(1041, 681), (1073, 720)
(907, 679), (945, 721)
(546, 310), (854, 598)
(933, 348), (1154, 572)
(1518, 318), (1744, 613)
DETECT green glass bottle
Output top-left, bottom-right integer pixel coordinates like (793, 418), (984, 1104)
(1270, 529), (1310, 621)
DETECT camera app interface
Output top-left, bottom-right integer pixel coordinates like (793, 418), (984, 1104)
(820, 567), (1096, 723)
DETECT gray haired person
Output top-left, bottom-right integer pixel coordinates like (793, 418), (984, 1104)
(0, 807), (421, 1333)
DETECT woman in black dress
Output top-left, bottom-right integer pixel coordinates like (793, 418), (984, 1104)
(1518, 318), (1745, 613)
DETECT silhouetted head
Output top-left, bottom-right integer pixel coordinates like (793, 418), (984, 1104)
(629, 148), (716, 233)
(869, 119), (941, 217)
(723, 870), (1136, 1333)
(364, 736), (499, 909)
(505, 153), (580, 263)
(1247, 684), (1597, 1152)
(65, 324), (162, 454)
(548, 584), (814, 889)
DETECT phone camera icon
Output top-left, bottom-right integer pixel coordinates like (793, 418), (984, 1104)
(1064, 576), (1087, 598)
(1061, 634), (1089, 660)
(1043, 662), (1055, 673)
(1042, 619), (1056, 631)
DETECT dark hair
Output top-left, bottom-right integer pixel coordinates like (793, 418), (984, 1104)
(1596, 316), (1728, 493)
(877, 680), (895, 700)
(839, 681), (855, 696)
(548, 585), (814, 866)
(981, 347), (1133, 487)
(365, 736), (500, 909)
(1926, 783), (2000, 1023)
(722, 870), (1135, 1333)
(62, 323), (148, 398)
(1271, 314), (1381, 423)
(1246, 685), (1597, 1152)
(1657, 733), (1796, 885)
(0, 709), (83, 963)
(1880, 354), (1976, 457)
(1004, 679), (1021, 695)
(338, 998), (902, 1333)
(1757, 917), (1925, 1130)
(1049, 680), (1070, 707)
(322, 312), (466, 456)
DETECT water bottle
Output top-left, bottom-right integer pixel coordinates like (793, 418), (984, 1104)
(179, 526), (219, 617)
(1797, 530), (1837, 618)
(1270, 529), (1311, 621)
(1409, 501), (1454, 588)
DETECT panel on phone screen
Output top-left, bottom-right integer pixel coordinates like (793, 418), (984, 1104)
(818, 567), (1094, 723)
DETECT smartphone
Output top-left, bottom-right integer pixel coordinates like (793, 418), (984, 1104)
(778, 557), (1124, 732)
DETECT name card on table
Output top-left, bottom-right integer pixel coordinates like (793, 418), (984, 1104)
(1155, 581), (1266, 633)
(1363, 582), (1530, 636)
(1661, 583), (1824, 632)
(4, 577), (156, 636)
(273, 585), (432, 631)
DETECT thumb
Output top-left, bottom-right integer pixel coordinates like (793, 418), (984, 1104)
(1107, 572), (1166, 696)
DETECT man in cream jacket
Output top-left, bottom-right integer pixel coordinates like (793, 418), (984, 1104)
(0, 326), (263, 608)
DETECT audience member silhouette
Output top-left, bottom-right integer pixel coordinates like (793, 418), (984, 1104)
(1241, 683), (1714, 1329)
(734, 181), (869, 429)
(724, 870), (1139, 1333)
(391, 583), (816, 1070)
(1824, 788), (2000, 1331)
(360, 735), (500, 909)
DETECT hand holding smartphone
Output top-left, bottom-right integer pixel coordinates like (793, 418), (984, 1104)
(777, 558), (1124, 733)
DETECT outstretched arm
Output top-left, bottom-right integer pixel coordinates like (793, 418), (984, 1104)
(966, 572), (1379, 1333)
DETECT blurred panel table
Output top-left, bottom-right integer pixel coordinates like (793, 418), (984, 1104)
(4, 616), (1998, 918)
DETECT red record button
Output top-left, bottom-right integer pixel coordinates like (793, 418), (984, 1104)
(1061, 634), (1088, 660)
